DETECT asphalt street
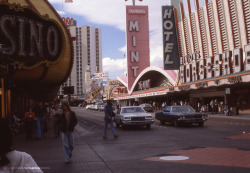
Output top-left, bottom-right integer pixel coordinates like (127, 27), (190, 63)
(14, 107), (250, 173)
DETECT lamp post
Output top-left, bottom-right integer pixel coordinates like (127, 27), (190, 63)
(125, 0), (143, 6)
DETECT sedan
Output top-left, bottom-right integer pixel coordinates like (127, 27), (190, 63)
(99, 105), (105, 111)
(155, 105), (208, 127)
(114, 106), (154, 129)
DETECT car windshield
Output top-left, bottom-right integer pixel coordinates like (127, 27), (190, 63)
(171, 106), (195, 113)
(144, 104), (152, 107)
(122, 107), (145, 113)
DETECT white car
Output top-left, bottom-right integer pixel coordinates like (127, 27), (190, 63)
(114, 106), (154, 129)
(85, 105), (91, 110)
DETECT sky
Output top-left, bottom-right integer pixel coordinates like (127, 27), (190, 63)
(48, 0), (206, 79)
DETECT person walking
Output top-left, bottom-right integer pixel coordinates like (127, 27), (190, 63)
(35, 102), (47, 140)
(58, 102), (78, 164)
(0, 118), (43, 173)
(51, 104), (62, 138)
(103, 100), (119, 139)
(24, 107), (35, 140)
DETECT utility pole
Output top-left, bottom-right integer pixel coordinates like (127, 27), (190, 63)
(125, 0), (143, 6)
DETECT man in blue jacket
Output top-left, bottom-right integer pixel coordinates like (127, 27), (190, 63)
(103, 100), (119, 139)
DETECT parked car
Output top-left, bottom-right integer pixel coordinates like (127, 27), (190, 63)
(139, 104), (154, 112)
(155, 105), (208, 127)
(85, 105), (91, 110)
(99, 105), (105, 111)
(114, 106), (154, 129)
(89, 104), (95, 110)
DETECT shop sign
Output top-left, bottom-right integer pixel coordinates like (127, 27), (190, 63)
(225, 88), (230, 95)
(93, 72), (108, 79)
(178, 85), (190, 90)
(146, 92), (154, 96)
(162, 6), (180, 70)
(139, 93), (146, 97)
(195, 82), (208, 88)
(61, 17), (74, 27)
(155, 91), (166, 95)
(138, 79), (150, 90)
(228, 76), (242, 84)
(0, 3), (62, 67)
(180, 47), (250, 84)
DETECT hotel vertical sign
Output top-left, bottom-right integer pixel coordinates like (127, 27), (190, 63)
(126, 5), (150, 90)
(162, 6), (180, 70)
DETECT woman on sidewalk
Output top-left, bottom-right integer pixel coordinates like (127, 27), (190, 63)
(58, 102), (78, 164)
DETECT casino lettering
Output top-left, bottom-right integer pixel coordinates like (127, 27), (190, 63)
(180, 47), (250, 84)
(0, 5), (62, 67)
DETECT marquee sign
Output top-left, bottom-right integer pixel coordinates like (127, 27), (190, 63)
(92, 72), (108, 79)
(126, 5), (150, 90)
(61, 17), (74, 27)
(0, 3), (62, 68)
(162, 6), (180, 70)
(180, 47), (250, 84)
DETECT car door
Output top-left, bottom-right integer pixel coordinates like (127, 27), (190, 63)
(162, 106), (171, 123)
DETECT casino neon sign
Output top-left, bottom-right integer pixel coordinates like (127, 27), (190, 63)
(0, 3), (62, 67)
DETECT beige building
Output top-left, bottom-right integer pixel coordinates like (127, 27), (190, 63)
(59, 23), (103, 96)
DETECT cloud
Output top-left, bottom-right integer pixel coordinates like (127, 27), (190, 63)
(57, 10), (66, 16)
(48, 0), (172, 75)
(102, 57), (127, 73)
(118, 45), (127, 54)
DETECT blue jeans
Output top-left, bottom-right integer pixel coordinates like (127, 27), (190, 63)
(62, 131), (74, 162)
(103, 119), (117, 137)
(36, 117), (44, 138)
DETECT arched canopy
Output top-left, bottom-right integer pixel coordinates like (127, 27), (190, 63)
(118, 67), (178, 95)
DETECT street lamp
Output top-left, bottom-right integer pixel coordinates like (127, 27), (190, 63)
(125, 0), (143, 6)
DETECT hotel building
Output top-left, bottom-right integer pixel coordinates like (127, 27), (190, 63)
(59, 22), (103, 96)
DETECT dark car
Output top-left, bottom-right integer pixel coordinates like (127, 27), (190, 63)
(155, 105), (208, 127)
(139, 104), (154, 112)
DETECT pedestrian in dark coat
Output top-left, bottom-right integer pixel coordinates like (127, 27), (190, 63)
(58, 102), (78, 164)
(103, 100), (118, 139)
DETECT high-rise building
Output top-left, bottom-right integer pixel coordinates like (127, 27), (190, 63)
(59, 21), (102, 96)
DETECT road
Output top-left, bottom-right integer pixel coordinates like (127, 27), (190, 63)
(72, 107), (250, 173)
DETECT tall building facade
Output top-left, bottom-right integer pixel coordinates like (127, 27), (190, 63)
(59, 22), (102, 96)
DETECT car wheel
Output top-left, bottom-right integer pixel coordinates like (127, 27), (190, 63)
(119, 120), (125, 129)
(174, 120), (179, 127)
(160, 120), (165, 125)
(198, 122), (204, 126)
(146, 124), (151, 129)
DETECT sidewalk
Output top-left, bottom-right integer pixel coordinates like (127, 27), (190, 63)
(208, 110), (250, 121)
(13, 119), (112, 173)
